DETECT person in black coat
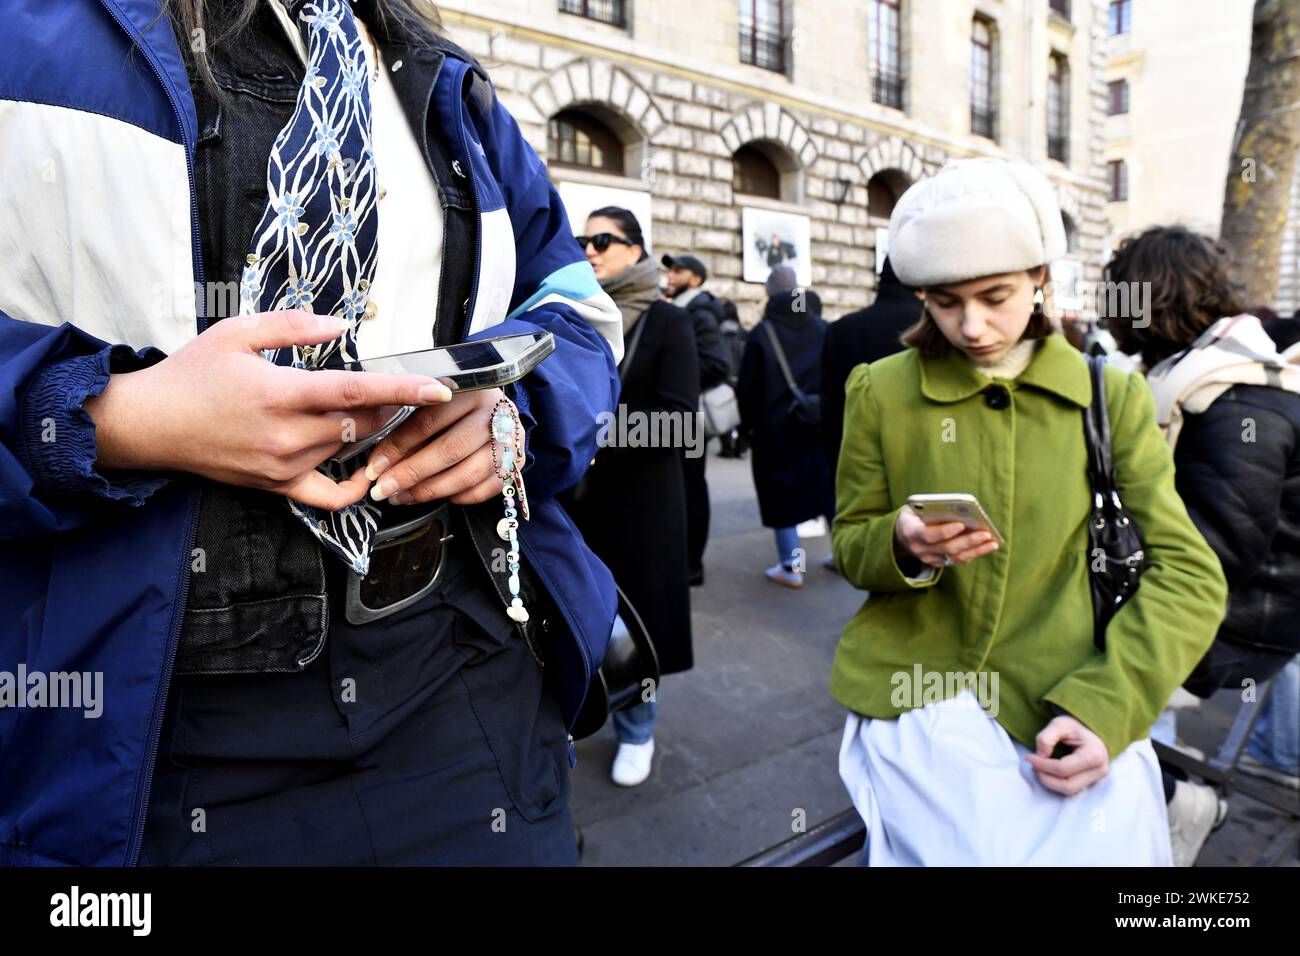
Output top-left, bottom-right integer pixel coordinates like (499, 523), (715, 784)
(662, 253), (732, 586)
(736, 266), (835, 589)
(563, 207), (698, 787)
(820, 256), (923, 473)
(1104, 225), (1300, 857)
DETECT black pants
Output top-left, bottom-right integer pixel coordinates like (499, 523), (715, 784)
(140, 534), (578, 865)
(683, 445), (709, 578)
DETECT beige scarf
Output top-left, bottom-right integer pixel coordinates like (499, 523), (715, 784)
(1145, 313), (1300, 449)
(599, 256), (663, 336)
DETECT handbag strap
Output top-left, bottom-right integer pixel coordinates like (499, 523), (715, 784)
(619, 310), (651, 382)
(1082, 353), (1118, 501)
(762, 321), (801, 397)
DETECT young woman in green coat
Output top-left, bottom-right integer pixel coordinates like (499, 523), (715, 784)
(831, 159), (1228, 866)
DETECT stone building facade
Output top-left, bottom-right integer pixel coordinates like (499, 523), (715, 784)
(437, 0), (1112, 324)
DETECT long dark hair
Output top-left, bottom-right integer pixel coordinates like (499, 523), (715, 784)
(159, 0), (442, 100)
(1102, 226), (1246, 368)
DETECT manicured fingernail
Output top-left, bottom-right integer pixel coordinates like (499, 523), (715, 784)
(370, 477), (397, 500)
(391, 492), (414, 505)
(418, 383), (452, 403)
(365, 455), (389, 482)
(318, 315), (351, 330)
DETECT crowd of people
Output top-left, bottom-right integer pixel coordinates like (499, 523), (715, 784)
(2, 0), (1296, 869)
(572, 158), (1300, 867)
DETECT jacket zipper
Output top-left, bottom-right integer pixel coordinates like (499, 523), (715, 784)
(450, 63), (484, 339)
(99, 0), (206, 867)
(411, 49), (458, 346)
(447, 65), (594, 763)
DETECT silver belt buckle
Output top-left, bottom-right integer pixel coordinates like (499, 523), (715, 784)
(344, 504), (453, 625)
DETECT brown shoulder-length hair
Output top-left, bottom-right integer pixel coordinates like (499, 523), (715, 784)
(1102, 226), (1245, 368)
(900, 267), (1055, 359)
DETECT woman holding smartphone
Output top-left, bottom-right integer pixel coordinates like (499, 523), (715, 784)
(0, 0), (621, 866)
(830, 158), (1227, 865)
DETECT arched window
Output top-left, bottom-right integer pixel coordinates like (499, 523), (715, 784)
(733, 144), (782, 199)
(867, 170), (910, 220)
(547, 109), (624, 173)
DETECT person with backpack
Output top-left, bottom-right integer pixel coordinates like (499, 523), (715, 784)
(736, 266), (835, 588)
(832, 158), (1227, 865)
(662, 253), (731, 586)
(1102, 225), (1300, 862)
(716, 299), (749, 458)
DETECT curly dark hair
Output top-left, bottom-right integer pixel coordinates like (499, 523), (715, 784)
(1102, 226), (1246, 368)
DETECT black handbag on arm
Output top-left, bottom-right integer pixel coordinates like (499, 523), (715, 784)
(1082, 353), (1148, 650)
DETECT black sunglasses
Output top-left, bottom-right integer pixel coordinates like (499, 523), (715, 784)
(575, 232), (635, 253)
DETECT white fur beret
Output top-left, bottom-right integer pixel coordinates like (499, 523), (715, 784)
(887, 158), (1067, 288)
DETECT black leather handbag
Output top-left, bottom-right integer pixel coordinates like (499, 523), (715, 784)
(571, 583), (661, 740)
(1082, 353), (1148, 650)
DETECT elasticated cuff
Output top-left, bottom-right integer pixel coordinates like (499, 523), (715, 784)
(19, 345), (170, 504)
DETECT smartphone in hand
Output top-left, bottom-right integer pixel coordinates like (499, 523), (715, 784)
(330, 331), (555, 468)
(906, 493), (1005, 545)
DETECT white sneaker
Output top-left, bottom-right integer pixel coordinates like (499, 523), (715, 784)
(1168, 779), (1229, 867)
(611, 739), (655, 787)
(1238, 754), (1300, 791)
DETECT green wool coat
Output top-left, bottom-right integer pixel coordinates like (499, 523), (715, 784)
(829, 335), (1228, 759)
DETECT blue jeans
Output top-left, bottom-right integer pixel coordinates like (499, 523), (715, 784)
(609, 611), (657, 744)
(1247, 654), (1299, 775)
(774, 527), (800, 569)
(613, 698), (656, 745)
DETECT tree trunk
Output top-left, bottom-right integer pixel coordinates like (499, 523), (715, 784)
(1220, 0), (1300, 308)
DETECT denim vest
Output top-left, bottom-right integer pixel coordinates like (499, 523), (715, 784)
(171, 2), (552, 674)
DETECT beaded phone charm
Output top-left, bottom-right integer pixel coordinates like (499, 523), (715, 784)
(490, 397), (531, 623)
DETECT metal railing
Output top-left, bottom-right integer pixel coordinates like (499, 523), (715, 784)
(557, 0), (626, 28)
(971, 106), (997, 140)
(739, 24), (787, 74)
(872, 71), (905, 110)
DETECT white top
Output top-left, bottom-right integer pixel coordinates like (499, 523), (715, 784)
(267, 1), (445, 360)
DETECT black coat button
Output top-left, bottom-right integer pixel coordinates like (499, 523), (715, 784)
(983, 386), (1010, 410)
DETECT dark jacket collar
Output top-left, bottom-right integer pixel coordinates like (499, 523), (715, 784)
(918, 334), (1093, 407)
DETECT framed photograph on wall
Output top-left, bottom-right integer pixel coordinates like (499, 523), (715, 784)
(555, 180), (653, 250)
(742, 207), (812, 286)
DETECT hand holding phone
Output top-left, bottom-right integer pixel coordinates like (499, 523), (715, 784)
(896, 493), (1003, 568)
(330, 331), (554, 468)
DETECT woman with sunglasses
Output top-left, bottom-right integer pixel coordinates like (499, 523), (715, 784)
(0, 0), (623, 866)
(565, 207), (699, 787)
(831, 159), (1227, 865)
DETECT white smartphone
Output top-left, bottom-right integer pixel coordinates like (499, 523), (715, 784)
(360, 330), (555, 391)
(329, 331), (555, 468)
(906, 493), (1005, 545)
